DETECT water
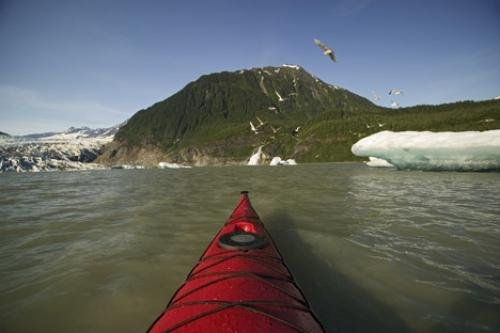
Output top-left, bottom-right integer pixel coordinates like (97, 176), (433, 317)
(1, 163), (499, 332)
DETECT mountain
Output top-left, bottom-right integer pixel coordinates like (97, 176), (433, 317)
(98, 65), (378, 165)
(0, 131), (10, 137)
(0, 125), (119, 173)
(98, 65), (500, 166)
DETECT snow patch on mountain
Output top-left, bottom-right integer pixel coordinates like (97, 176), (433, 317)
(281, 64), (301, 70)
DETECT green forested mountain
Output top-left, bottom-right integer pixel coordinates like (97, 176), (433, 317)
(98, 65), (500, 165)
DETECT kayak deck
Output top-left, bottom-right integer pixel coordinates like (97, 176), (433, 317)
(148, 191), (324, 332)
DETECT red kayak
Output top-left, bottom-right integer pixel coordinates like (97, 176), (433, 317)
(148, 191), (324, 332)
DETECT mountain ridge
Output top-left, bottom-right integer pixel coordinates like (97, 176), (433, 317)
(98, 65), (381, 165)
(96, 65), (500, 166)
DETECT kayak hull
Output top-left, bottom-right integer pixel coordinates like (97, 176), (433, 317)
(148, 192), (324, 333)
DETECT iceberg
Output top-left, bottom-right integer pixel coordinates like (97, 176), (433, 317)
(270, 157), (297, 166)
(158, 162), (191, 169)
(365, 157), (394, 168)
(351, 130), (500, 171)
(247, 146), (263, 166)
(111, 164), (146, 170)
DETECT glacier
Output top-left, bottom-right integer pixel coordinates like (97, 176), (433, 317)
(0, 126), (118, 173)
(351, 130), (500, 171)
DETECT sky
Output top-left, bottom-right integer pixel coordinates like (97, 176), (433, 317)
(0, 0), (499, 135)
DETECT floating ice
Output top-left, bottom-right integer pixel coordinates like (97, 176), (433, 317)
(365, 157), (394, 168)
(247, 146), (263, 166)
(352, 130), (500, 171)
(112, 164), (146, 170)
(269, 157), (297, 166)
(158, 162), (191, 169)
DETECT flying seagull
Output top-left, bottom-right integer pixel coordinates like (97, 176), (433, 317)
(256, 116), (265, 127)
(270, 126), (281, 134)
(275, 91), (286, 102)
(268, 106), (279, 114)
(250, 121), (259, 134)
(313, 38), (336, 62)
(390, 100), (400, 108)
(372, 91), (380, 102)
(388, 89), (403, 96)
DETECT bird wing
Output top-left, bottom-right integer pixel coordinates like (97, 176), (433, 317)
(313, 38), (327, 51)
(327, 50), (337, 62)
(314, 38), (336, 62)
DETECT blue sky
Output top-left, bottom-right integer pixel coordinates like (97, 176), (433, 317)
(1, 0), (499, 135)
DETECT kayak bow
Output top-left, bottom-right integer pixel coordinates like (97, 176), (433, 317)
(148, 191), (324, 332)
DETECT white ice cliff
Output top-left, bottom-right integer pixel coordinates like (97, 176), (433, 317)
(352, 130), (500, 171)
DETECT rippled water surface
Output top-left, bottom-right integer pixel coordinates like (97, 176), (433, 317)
(1, 163), (499, 332)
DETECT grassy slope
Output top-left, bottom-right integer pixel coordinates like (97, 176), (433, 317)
(297, 100), (500, 162)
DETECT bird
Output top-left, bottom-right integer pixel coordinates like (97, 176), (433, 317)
(256, 116), (265, 127)
(372, 91), (380, 102)
(388, 89), (403, 96)
(378, 123), (385, 127)
(390, 100), (400, 108)
(313, 38), (336, 62)
(292, 126), (301, 136)
(365, 124), (372, 129)
(271, 126), (281, 134)
(250, 121), (259, 134)
(268, 106), (279, 114)
(275, 91), (286, 102)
